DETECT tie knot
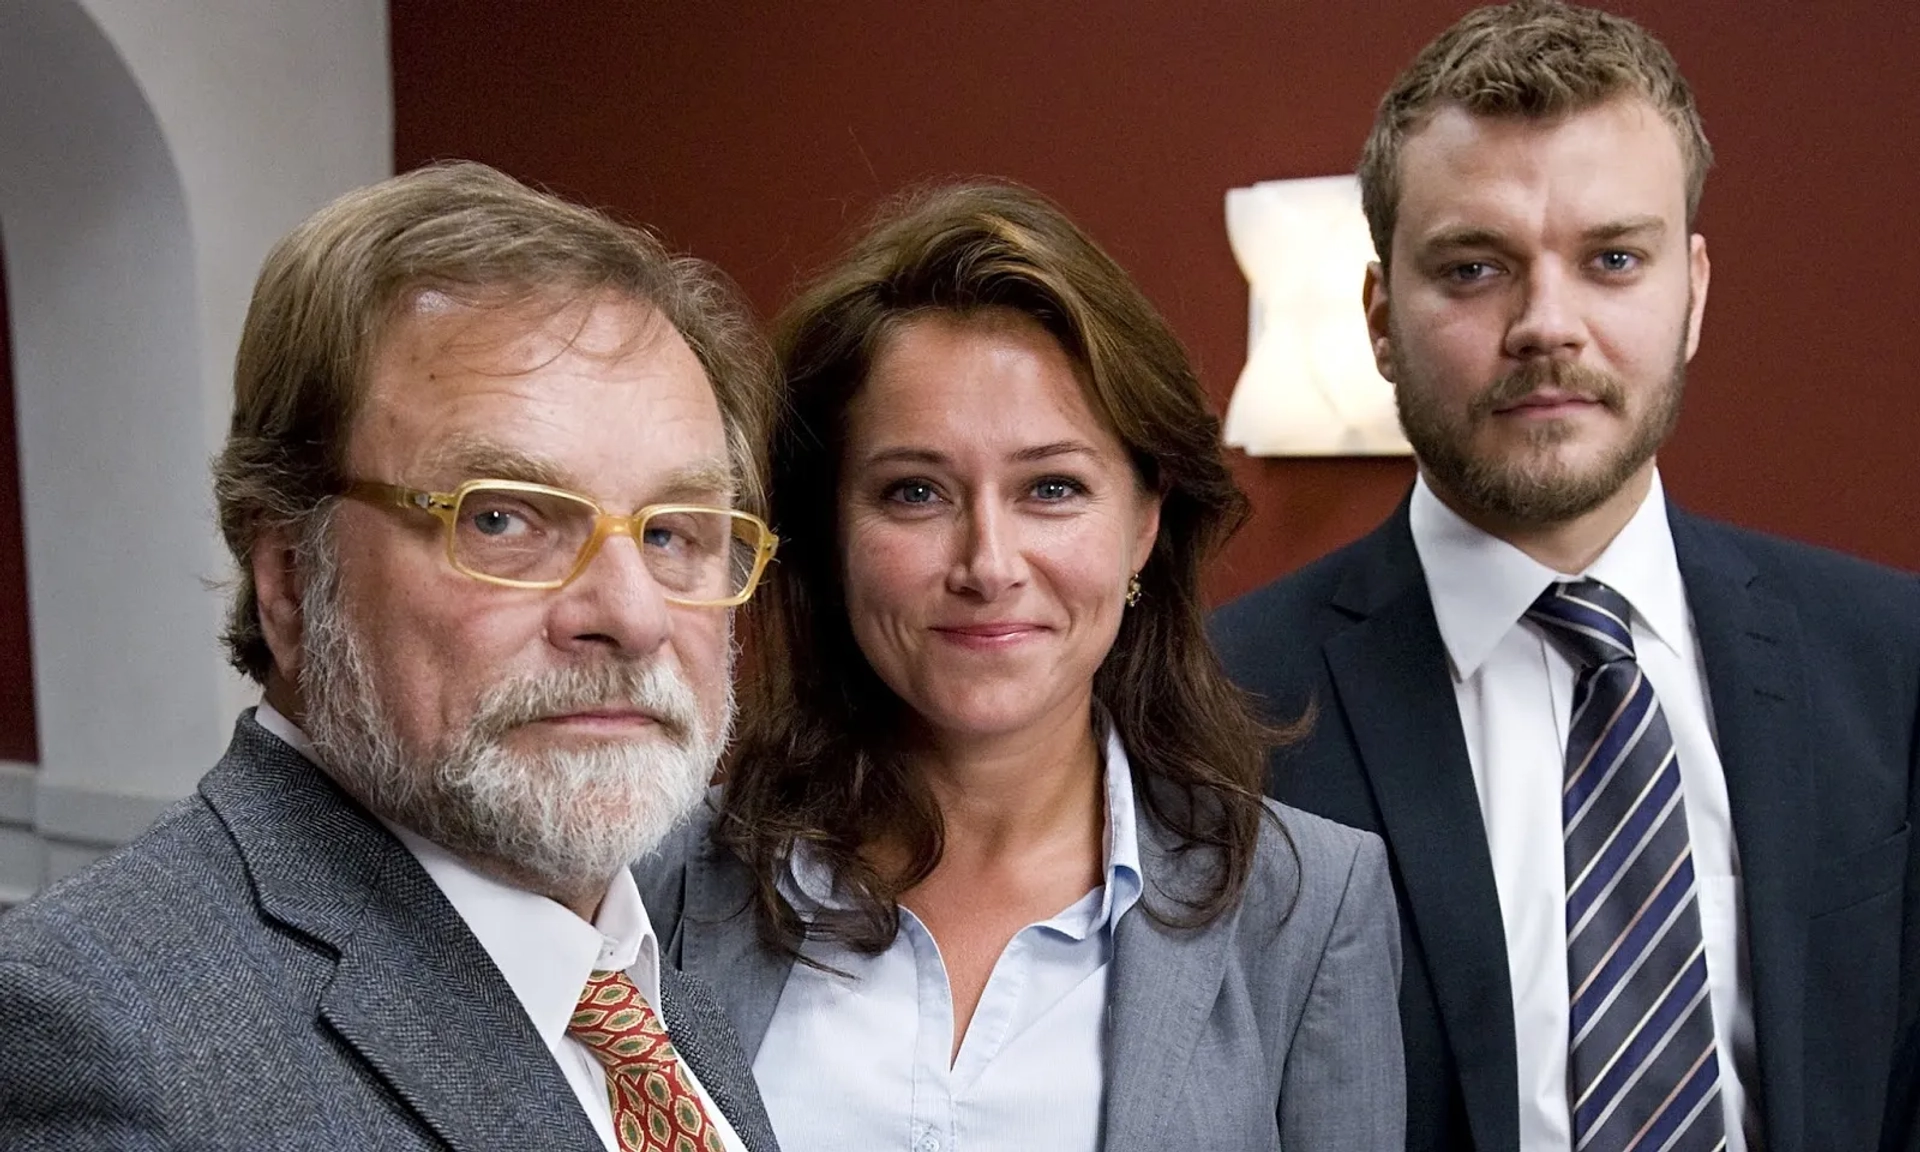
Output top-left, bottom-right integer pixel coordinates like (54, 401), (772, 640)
(569, 969), (664, 1065)
(1526, 578), (1636, 669)
(569, 969), (726, 1151)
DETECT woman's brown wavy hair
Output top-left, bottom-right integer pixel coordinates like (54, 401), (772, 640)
(717, 179), (1294, 955)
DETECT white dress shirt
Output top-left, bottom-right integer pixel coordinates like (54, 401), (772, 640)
(752, 723), (1143, 1152)
(1407, 472), (1759, 1150)
(254, 702), (746, 1152)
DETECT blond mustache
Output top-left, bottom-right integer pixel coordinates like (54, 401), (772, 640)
(1470, 360), (1625, 420)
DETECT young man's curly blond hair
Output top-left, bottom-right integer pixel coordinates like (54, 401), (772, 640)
(1358, 0), (1711, 265)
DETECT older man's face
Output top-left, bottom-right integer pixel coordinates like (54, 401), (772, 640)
(296, 291), (735, 910)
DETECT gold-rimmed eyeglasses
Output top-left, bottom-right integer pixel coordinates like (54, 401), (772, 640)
(344, 479), (779, 605)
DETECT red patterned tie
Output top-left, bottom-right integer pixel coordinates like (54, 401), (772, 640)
(568, 969), (727, 1152)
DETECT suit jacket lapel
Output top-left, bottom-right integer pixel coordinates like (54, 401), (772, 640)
(1671, 509), (1811, 1151)
(677, 834), (797, 1056)
(659, 966), (781, 1152)
(1324, 507), (1520, 1152)
(317, 870), (600, 1152)
(204, 716), (601, 1152)
(1102, 798), (1238, 1148)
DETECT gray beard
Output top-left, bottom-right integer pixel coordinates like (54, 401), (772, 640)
(294, 510), (730, 905)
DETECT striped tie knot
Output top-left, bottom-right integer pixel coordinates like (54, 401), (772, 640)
(1532, 578), (1729, 1148)
(1527, 578), (1637, 671)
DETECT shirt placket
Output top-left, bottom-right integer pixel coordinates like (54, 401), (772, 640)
(904, 910), (956, 1152)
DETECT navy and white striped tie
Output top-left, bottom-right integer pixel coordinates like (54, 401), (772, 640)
(1527, 579), (1726, 1152)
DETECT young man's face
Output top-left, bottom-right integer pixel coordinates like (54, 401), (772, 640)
(1367, 96), (1711, 529)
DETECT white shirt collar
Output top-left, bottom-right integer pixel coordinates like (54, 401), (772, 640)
(253, 697), (320, 763)
(1085, 720), (1145, 934)
(787, 718), (1145, 937)
(385, 823), (660, 1053)
(252, 698), (662, 1054)
(1408, 468), (1690, 679)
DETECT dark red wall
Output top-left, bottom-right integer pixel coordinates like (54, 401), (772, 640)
(0, 232), (38, 763)
(393, 1), (1920, 604)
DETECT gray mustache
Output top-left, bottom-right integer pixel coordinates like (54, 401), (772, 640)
(469, 661), (699, 745)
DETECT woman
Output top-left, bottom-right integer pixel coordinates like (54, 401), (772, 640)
(639, 181), (1403, 1150)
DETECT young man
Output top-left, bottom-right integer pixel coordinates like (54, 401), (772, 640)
(0, 163), (783, 1152)
(1214, 4), (1920, 1150)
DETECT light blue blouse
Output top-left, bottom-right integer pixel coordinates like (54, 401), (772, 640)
(751, 727), (1144, 1152)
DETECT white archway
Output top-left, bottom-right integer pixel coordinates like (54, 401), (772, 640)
(0, 0), (390, 900)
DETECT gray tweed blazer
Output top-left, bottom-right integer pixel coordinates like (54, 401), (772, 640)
(0, 713), (779, 1152)
(638, 788), (1406, 1150)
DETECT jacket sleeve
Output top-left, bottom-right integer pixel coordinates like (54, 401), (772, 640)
(1277, 833), (1407, 1151)
(1884, 665), (1920, 1152)
(0, 956), (168, 1151)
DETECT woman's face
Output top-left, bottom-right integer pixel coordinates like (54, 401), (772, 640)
(837, 307), (1161, 747)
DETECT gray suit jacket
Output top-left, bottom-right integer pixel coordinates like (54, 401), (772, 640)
(637, 790), (1405, 1150)
(0, 713), (780, 1152)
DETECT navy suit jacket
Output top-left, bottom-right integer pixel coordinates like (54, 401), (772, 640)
(0, 714), (780, 1152)
(1211, 500), (1920, 1152)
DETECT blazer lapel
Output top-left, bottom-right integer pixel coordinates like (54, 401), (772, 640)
(1102, 802), (1238, 1148)
(659, 966), (781, 1152)
(1672, 510), (1811, 1151)
(315, 862), (600, 1152)
(677, 834), (797, 1056)
(1323, 508), (1520, 1152)
(205, 717), (600, 1152)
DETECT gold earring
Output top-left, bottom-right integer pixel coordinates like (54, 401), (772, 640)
(1125, 573), (1142, 607)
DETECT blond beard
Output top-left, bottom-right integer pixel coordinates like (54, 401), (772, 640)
(1392, 324), (1688, 527)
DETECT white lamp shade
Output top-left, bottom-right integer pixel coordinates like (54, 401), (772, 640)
(1222, 175), (1412, 456)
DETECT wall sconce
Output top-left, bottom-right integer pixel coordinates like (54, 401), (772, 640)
(1221, 175), (1411, 456)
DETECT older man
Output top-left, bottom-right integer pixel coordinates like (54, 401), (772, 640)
(1215, 3), (1920, 1151)
(0, 163), (782, 1152)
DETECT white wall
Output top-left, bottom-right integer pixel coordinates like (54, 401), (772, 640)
(0, 0), (391, 902)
